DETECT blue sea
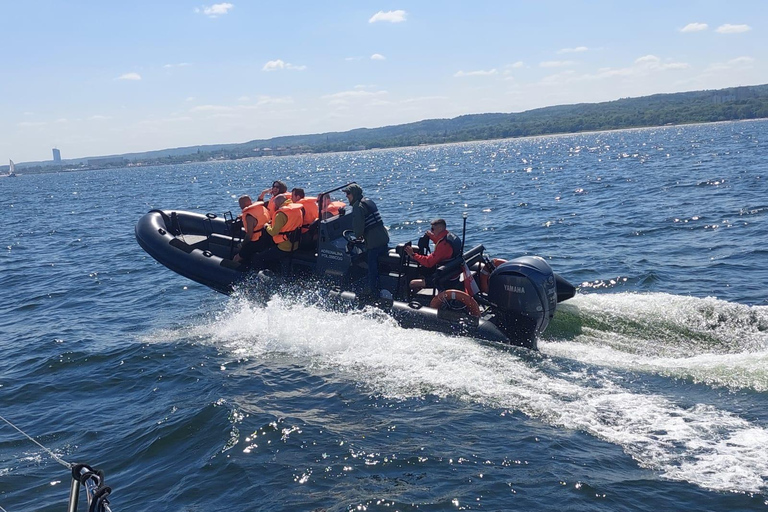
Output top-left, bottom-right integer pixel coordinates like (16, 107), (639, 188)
(2, 120), (768, 511)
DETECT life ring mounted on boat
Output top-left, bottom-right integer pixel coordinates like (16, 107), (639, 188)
(429, 290), (481, 317)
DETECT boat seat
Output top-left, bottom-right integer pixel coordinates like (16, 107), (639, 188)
(432, 244), (485, 290)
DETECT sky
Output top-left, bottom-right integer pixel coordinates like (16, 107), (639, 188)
(2, 1), (767, 164)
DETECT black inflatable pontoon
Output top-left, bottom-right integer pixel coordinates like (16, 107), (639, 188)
(135, 183), (575, 349)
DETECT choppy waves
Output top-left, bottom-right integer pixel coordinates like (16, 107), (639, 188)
(153, 290), (768, 494)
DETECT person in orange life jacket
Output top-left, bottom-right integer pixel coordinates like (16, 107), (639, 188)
(258, 180), (288, 217)
(344, 184), (389, 297)
(404, 218), (461, 291)
(249, 195), (303, 268)
(234, 195), (273, 264)
(319, 193), (346, 219)
(291, 188), (319, 229)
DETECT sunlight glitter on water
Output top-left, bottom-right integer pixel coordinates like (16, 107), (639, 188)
(160, 291), (768, 494)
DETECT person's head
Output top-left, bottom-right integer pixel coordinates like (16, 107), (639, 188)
(342, 184), (363, 204)
(238, 195), (253, 210)
(273, 195), (287, 210)
(271, 180), (287, 195)
(291, 187), (305, 202)
(429, 218), (447, 235)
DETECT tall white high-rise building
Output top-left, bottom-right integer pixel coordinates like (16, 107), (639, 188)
(52, 148), (61, 163)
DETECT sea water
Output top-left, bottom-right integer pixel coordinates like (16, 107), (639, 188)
(1, 120), (767, 511)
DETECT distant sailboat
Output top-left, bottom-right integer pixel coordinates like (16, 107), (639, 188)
(8, 159), (17, 177)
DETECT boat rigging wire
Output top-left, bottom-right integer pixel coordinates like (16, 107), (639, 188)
(0, 413), (114, 512)
(0, 413), (72, 470)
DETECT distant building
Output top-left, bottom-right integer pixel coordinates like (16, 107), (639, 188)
(52, 148), (61, 163)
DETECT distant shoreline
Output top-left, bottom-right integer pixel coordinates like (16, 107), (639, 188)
(9, 83), (768, 175)
(10, 117), (768, 176)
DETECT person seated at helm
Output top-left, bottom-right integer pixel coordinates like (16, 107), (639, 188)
(404, 218), (462, 291)
(258, 180), (289, 218)
(319, 193), (346, 220)
(233, 195), (273, 264)
(249, 195), (303, 268)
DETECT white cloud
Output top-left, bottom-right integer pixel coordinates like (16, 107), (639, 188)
(88, 115), (111, 121)
(401, 95), (449, 104)
(190, 105), (235, 113)
(633, 55), (689, 70)
(716, 24), (751, 34)
(163, 63), (191, 68)
(345, 56), (363, 61)
(557, 46), (588, 54)
(680, 22), (708, 33)
(255, 95), (294, 106)
(18, 121), (47, 128)
(195, 3), (234, 18)
(370, 53), (386, 60)
(116, 72), (142, 81)
(729, 56), (755, 65)
(539, 61), (575, 68)
(453, 69), (498, 77)
(262, 59), (306, 71)
(322, 89), (388, 106)
(635, 55), (660, 65)
(705, 56), (756, 72)
(368, 10), (407, 23)
(536, 53), (692, 87)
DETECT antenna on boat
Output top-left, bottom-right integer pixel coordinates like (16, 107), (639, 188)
(461, 212), (468, 254)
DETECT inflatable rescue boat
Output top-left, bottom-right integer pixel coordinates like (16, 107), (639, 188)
(135, 183), (576, 349)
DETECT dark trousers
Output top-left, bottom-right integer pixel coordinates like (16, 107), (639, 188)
(250, 246), (289, 269)
(366, 245), (388, 295)
(238, 236), (275, 263)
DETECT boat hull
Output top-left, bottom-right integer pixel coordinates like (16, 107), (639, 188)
(136, 208), (575, 350)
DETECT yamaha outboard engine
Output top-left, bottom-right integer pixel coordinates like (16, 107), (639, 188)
(487, 256), (558, 348)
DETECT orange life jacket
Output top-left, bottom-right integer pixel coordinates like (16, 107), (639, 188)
(322, 200), (346, 218)
(241, 201), (270, 242)
(297, 197), (319, 232)
(272, 202), (304, 244)
(267, 192), (292, 218)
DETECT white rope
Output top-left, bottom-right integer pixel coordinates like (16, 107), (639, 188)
(0, 414), (72, 470)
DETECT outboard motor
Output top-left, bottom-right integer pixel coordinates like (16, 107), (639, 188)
(487, 256), (558, 347)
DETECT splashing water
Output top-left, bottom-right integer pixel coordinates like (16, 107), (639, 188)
(148, 290), (768, 494)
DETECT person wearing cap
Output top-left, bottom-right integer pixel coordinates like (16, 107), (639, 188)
(344, 184), (389, 297)
(404, 218), (462, 290)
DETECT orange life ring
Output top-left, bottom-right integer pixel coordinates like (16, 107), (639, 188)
(429, 290), (481, 317)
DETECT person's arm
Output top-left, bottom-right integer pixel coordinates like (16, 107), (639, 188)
(257, 188), (271, 201)
(243, 214), (256, 240)
(265, 212), (287, 237)
(352, 204), (366, 239)
(412, 240), (453, 268)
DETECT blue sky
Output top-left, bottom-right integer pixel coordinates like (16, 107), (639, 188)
(3, 1), (766, 164)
